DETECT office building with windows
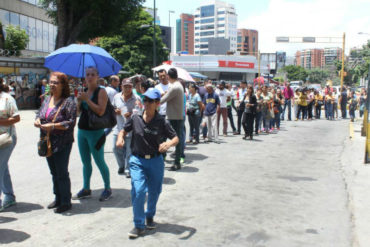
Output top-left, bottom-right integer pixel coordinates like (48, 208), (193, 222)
(176, 13), (194, 54)
(0, 0), (57, 57)
(237, 29), (258, 56)
(295, 47), (342, 69)
(194, 0), (237, 55)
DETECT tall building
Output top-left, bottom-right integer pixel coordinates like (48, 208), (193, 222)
(176, 14), (194, 54)
(237, 29), (258, 56)
(194, 0), (237, 55)
(0, 0), (57, 57)
(295, 47), (342, 69)
(144, 7), (160, 25)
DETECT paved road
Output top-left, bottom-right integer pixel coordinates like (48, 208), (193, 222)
(0, 110), (353, 246)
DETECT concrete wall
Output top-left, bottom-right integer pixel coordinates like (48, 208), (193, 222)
(208, 38), (230, 55)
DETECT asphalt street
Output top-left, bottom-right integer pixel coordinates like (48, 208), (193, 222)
(0, 110), (355, 246)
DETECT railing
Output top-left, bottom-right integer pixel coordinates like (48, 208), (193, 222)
(0, 49), (18, 57)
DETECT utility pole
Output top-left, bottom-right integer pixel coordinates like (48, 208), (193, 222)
(153, 0), (157, 68)
(340, 32), (346, 89)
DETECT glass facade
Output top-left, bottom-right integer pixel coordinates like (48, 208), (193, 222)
(200, 5), (214, 18)
(200, 18), (214, 24)
(0, 8), (57, 53)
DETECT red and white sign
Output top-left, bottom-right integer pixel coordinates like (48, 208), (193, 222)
(218, 60), (255, 69)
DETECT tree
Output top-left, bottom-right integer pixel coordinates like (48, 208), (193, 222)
(4, 25), (29, 56)
(0, 21), (5, 49)
(281, 65), (308, 82)
(306, 68), (330, 84)
(96, 9), (169, 77)
(40, 0), (143, 49)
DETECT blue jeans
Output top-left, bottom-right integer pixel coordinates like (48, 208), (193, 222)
(272, 108), (281, 128)
(104, 128), (113, 136)
(188, 114), (200, 142)
(129, 155), (164, 229)
(113, 134), (132, 172)
(255, 111), (262, 133)
(46, 143), (73, 206)
(327, 103), (334, 120)
(282, 99), (291, 120)
(0, 134), (17, 206)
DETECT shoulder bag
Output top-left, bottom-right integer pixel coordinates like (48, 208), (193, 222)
(87, 93), (117, 130)
(37, 100), (64, 157)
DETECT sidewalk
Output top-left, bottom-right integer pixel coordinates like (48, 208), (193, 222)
(341, 118), (370, 247)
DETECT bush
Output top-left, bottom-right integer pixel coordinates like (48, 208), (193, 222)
(4, 25), (29, 56)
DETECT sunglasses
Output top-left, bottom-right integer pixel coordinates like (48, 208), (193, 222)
(50, 80), (60, 85)
(143, 97), (155, 103)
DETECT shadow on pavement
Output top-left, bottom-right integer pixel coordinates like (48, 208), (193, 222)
(66, 188), (131, 216)
(1, 202), (44, 214)
(0, 229), (31, 244)
(145, 222), (197, 240)
(176, 166), (199, 173)
(0, 216), (17, 224)
(185, 153), (208, 161)
(184, 146), (198, 151)
(163, 177), (176, 185)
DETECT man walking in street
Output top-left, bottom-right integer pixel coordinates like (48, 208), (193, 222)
(155, 69), (169, 117)
(112, 79), (139, 177)
(216, 81), (231, 136)
(116, 88), (179, 239)
(235, 81), (247, 135)
(160, 68), (184, 171)
(203, 84), (220, 143)
(339, 87), (348, 119)
(226, 83), (237, 134)
(281, 82), (294, 121)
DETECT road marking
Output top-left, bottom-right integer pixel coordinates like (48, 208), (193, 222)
(349, 121), (354, 140)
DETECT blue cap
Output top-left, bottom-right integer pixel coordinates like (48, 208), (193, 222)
(143, 88), (161, 100)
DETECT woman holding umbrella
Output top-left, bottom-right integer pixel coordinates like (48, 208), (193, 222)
(74, 66), (112, 202)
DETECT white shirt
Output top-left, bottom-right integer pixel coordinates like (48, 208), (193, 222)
(155, 83), (169, 115)
(0, 92), (19, 135)
(216, 88), (231, 108)
(105, 86), (118, 103)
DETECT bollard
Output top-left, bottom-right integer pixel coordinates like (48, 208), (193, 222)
(362, 110), (367, 137)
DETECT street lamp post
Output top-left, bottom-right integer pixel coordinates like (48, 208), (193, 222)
(168, 10), (175, 27)
(153, 0), (157, 68)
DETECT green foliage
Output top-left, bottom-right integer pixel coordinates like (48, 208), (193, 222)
(273, 77), (284, 82)
(306, 68), (330, 84)
(4, 25), (29, 56)
(40, 0), (143, 48)
(281, 65), (308, 82)
(96, 9), (169, 77)
(0, 21), (4, 49)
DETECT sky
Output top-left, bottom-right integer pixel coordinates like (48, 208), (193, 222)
(144, 0), (370, 57)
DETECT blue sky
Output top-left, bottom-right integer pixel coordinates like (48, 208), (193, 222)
(144, 0), (370, 56)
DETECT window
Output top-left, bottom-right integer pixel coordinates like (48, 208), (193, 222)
(10, 12), (20, 26)
(217, 24), (224, 28)
(36, 19), (43, 51)
(217, 11), (225, 15)
(200, 5), (214, 18)
(200, 38), (208, 42)
(200, 18), (214, 24)
(195, 21), (199, 24)
(218, 30), (224, 34)
(28, 17), (36, 50)
(195, 45), (199, 48)
(195, 27), (199, 30)
(200, 25), (214, 30)
(42, 21), (49, 52)
(218, 17), (225, 21)
(20, 15), (28, 49)
(0, 10), (10, 26)
(200, 44), (208, 49)
(200, 31), (214, 36)
(237, 36), (241, 43)
(200, 50), (208, 54)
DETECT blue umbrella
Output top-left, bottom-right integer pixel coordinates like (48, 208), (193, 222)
(44, 44), (122, 78)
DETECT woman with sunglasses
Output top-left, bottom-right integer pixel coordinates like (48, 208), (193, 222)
(116, 88), (179, 239)
(34, 72), (77, 213)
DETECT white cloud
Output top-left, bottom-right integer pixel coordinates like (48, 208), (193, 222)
(239, 0), (370, 57)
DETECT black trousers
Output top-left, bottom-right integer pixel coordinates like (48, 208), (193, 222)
(307, 102), (313, 119)
(169, 120), (184, 165)
(242, 112), (254, 137)
(237, 109), (244, 133)
(227, 106), (236, 132)
(341, 104), (347, 118)
(46, 143), (73, 206)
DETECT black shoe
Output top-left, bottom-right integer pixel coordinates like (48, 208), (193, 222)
(72, 189), (92, 200)
(250, 135), (253, 140)
(242, 136), (247, 140)
(169, 164), (181, 171)
(146, 218), (156, 229)
(233, 132), (240, 135)
(47, 201), (60, 209)
(118, 167), (125, 175)
(54, 204), (72, 214)
(128, 227), (145, 239)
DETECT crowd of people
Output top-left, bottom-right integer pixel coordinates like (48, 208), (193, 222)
(0, 68), (367, 238)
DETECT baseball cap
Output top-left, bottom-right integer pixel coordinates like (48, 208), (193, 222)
(143, 88), (161, 100)
(122, 78), (133, 86)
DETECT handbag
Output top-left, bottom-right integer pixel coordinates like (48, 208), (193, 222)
(186, 108), (196, 115)
(37, 100), (64, 157)
(88, 99), (117, 130)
